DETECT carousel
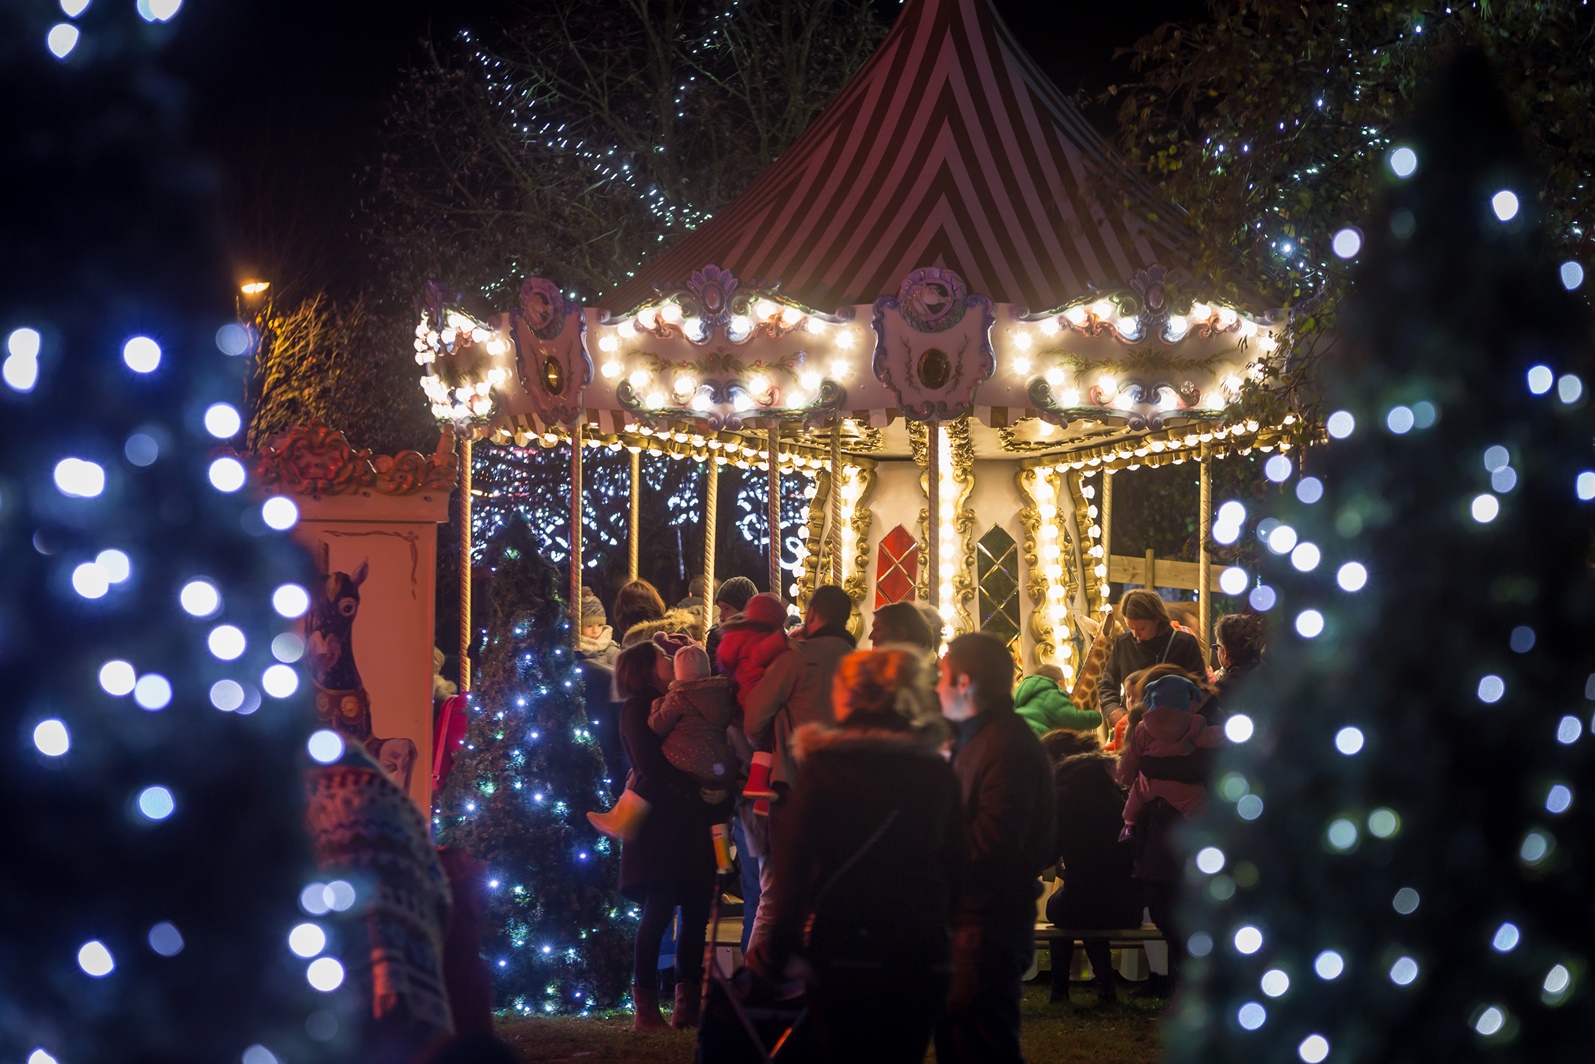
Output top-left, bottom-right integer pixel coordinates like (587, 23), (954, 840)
(414, 0), (1309, 695)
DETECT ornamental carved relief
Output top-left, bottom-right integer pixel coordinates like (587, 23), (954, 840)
(509, 277), (592, 427)
(251, 422), (456, 497)
(872, 268), (995, 421)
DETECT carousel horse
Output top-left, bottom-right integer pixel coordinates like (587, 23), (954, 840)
(306, 554), (419, 791)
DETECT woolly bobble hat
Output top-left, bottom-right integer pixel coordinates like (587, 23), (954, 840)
(579, 586), (606, 625)
(674, 644), (712, 682)
(715, 575), (759, 613)
(1145, 674), (1201, 712)
(742, 592), (788, 628)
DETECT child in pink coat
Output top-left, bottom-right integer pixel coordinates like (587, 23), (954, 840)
(1116, 674), (1224, 836)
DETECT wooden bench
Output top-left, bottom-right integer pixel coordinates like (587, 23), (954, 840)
(1034, 925), (1165, 1000)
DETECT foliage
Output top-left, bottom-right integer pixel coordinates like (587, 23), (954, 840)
(1110, 0), (1595, 419)
(435, 517), (633, 1012)
(1172, 54), (1595, 1061)
(471, 444), (813, 610)
(2, 4), (335, 1059)
(245, 292), (440, 456)
(366, 0), (888, 309)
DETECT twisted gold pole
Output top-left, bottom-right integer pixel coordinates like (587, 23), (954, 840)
(829, 420), (842, 587)
(767, 424), (781, 595)
(458, 430), (473, 694)
(628, 447), (641, 581)
(702, 456), (719, 634)
(1101, 470), (1114, 605)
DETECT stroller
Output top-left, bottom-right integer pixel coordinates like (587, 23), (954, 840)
(696, 874), (808, 1063)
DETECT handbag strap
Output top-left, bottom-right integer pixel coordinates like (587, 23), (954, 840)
(803, 810), (900, 947)
(1158, 629), (1176, 664)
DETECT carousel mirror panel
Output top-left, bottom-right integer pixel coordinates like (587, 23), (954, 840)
(874, 524), (919, 609)
(976, 525), (1020, 648)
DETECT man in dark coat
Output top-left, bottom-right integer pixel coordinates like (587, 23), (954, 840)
(935, 633), (1056, 1064)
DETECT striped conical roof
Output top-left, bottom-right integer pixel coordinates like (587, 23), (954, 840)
(602, 0), (1207, 314)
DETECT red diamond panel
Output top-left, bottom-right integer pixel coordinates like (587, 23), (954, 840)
(875, 524), (920, 609)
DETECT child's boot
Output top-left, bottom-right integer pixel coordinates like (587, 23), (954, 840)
(586, 789), (652, 842)
(743, 751), (776, 801)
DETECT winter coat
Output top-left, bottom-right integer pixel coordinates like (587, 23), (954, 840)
(1046, 752), (1141, 929)
(620, 607), (706, 649)
(1013, 674), (1103, 736)
(616, 693), (719, 902)
(948, 705), (1056, 924)
(759, 723), (965, 974)
(742, 626), (856, 789)
(1095, 624), (1208, 724)
(715, 621), (791, 705)
(649, 676), (737, 784)
(576, 624), (619, 668)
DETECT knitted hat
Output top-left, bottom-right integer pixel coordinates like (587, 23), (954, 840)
(715, 575), (759, 613)
(579, 586), (606, 626)
(742, 592), (788, 628)
(674, 644), (712, 682)
(652, 631), (696, 659)
(1145, 674), (1201, 712)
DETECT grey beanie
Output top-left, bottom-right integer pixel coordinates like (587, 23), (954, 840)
(715, 576), (759, 613)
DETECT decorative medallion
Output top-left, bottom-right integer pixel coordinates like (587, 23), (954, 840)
(687, 265), (740, 328)
(872, 267), (996, 421)
(509, 277), (592, 426)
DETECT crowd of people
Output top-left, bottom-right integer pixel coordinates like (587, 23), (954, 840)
(576, 574), (1267, 1062)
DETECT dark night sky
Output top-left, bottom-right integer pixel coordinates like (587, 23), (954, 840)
(164, 0), (1200, 298)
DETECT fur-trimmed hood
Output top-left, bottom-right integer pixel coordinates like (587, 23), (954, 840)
(621, 607), (706, 648)
(793, 720), (947, 762)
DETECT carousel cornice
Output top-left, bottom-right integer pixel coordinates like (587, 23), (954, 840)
(493, 420), (879, 473)
(1015, 415), (1317, 473)
(413, 263), (1288, 444)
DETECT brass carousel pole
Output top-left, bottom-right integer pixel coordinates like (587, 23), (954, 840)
(570, 420), (584, 648)
(767, 424), (781, 596)
(926, 421), (940, 615)
(702, 453), (719, 634)
(828, 420), (843, 587)
(1101, 469), (1114, 606)
(457, 427), (473, 694)
(628, 447), (641, 581)
(1198, 441), (1212, 654)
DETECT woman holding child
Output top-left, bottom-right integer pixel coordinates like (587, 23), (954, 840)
(609, 640), (723, 1031)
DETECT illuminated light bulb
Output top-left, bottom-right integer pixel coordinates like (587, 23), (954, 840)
(1336, 562), (1368, 592)
(660, 303), (684, 324)
(1190, 302), (1211, 320)
(1221, 374), (1242, 392)
(1225, 714), (1254, 742)
(834, 329), (855, 350)
(289, 922), (328, 958)
(754, 300), (778, 320)
(635, 308), (659, 330)
(77, 940), (115, 977)
(1491, 190), (1519, 222)
(1471, 494), (1500, 523)
(208, 457), (246, 493)
(690, 393), (711, 411)
(598, 335), (618, 353)
(1326, 410), (1355, 438)
(204, 403), (242, 438)
(1560, 261), (1584, 291)
(1234, 926), (1264, 954)
(1219, 566), (1248, 596)
(208, 625), (246, 661)
(781, 306), (803, 325)
(1012, 331), (1032, 350)
(1331, 227), (1363, 259)
(1039, 317), (1061, 335)
(1298, 1035), (1330, 1063)
(262, 496), (299, 531)
(1011, 357), (1031, 376)
(73, 562), (109, 599)
(1258, 334), (1279, 352)
(306, 957), (345, 992)
(47, 22), (80, 58)
(673, 374), (695, 394)
(34, 719), (70, 756)
(1090, 300), (1113, 319)
(1044, 366), (1066, 387)
(210, 680), (245, 712)
(749, 374), (769, 395)
(54, 457), (105, 498)
(122, 339), (160, 376)
(1063, 305), (1087, 325)
(1061, 388), (1081, 406)
(627, 368), (650, 389)
(800, 371), (821, 391)
(138, 785), (175, 820)
(486, 338), (507, 356)
(617, 320), (637, 339)
(1114, 316), (1139, 336)
(1295, 609), (1324, 638)
(1335, 726), (1364, 755)
(1165, 317), (1188, 340)
(1389, 146), (1418, 177)
(263, 664), (299, 698)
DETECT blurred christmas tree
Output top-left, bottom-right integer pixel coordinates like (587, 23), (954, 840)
(2, 4), (346, 1062)
(1174, 51), (1595, 1061)
(435, 517), (632, 1014)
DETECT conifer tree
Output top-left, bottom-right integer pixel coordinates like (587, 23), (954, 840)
(1175, 52), (1595, 1062)
(3, 5), (341, 1061)
(436, 517), (633, 1014)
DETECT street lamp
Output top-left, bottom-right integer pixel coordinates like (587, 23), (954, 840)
(240, 280), (270, 296)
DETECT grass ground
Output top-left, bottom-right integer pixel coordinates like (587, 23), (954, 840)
(498, 980), (1164, 1063)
